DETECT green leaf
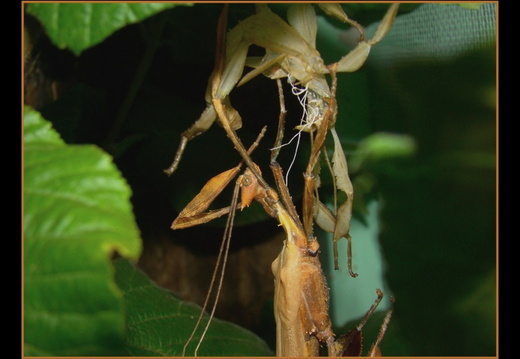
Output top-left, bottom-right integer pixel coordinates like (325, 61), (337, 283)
(26, 3), (191, 55)
(23, 106), (142, 356)
(113, 258), (274, 357)
(23, 106), (65, 146)
(349, 132), (417, 172)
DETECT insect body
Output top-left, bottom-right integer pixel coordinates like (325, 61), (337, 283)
(165, 3), (399, 272)
(167, 4), (399, 356)
(271, 203), (335, 356)
(163, 3), (399, 168)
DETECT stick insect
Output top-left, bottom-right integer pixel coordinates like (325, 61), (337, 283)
(164, 3), (399, 274)
(170, 5), (396, 356)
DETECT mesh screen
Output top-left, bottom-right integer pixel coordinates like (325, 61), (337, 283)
(366, 3), (497, 66)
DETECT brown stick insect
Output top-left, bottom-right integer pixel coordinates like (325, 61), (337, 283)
(166, 5), (398, 356)
(164, 3), (399, 274)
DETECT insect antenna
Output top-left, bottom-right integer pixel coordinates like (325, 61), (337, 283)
(182, 178), (242, 356)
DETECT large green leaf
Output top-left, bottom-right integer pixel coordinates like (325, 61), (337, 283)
(113, 258), (274, 356)
(26, 3), (191, 55)
(23, 106), (142, 356)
